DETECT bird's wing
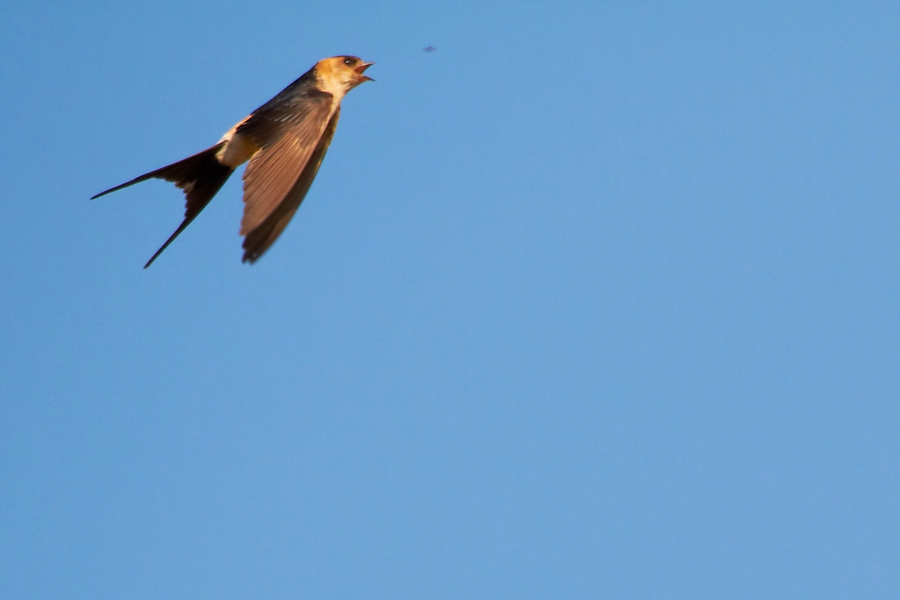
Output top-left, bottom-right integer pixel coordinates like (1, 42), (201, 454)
(241, 109), (341, 263)
(237, 89), (335, 237)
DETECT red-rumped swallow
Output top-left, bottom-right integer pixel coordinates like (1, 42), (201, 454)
(93, 56), (373, 267)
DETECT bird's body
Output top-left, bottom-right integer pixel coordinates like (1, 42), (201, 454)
(92, 56), (373, 267)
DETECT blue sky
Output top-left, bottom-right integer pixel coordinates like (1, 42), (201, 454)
(2, 2), (899, 598)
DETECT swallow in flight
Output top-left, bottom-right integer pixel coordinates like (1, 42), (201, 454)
(93, 56), (374, 267)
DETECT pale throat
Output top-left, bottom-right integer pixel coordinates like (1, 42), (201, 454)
(317, 72), (351, 104)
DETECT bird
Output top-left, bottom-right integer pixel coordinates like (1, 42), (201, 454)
(92, 55), (374, 268)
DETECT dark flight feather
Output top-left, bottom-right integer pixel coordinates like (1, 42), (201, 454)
(242, 109), (341, 263)
(238, 91), (334, 237)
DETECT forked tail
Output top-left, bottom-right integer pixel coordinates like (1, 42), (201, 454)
(92, 142), (235, 268)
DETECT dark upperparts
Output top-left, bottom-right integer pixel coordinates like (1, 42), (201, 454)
(254, 66), (323, 112)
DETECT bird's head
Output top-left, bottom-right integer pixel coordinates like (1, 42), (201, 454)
(316, 56), (374, 99)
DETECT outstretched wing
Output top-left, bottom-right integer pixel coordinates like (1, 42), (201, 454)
(241, 108), (341, 263)
(237, 87), (335, 238)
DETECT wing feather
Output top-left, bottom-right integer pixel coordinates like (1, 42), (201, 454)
(238, 90), (334, 235)
(241, 109), (341, 263)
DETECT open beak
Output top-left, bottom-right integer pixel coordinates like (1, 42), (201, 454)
(355, 62), (375, 82)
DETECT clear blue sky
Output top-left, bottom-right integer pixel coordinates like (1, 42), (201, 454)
(2, 2), (899, 598)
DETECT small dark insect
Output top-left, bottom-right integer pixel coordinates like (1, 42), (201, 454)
(423, 46), (436, 53)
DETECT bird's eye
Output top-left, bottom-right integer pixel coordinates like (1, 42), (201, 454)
(343, 57), (355, 66)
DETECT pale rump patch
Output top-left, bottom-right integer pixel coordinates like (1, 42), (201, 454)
(216, 117), (259, 167)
